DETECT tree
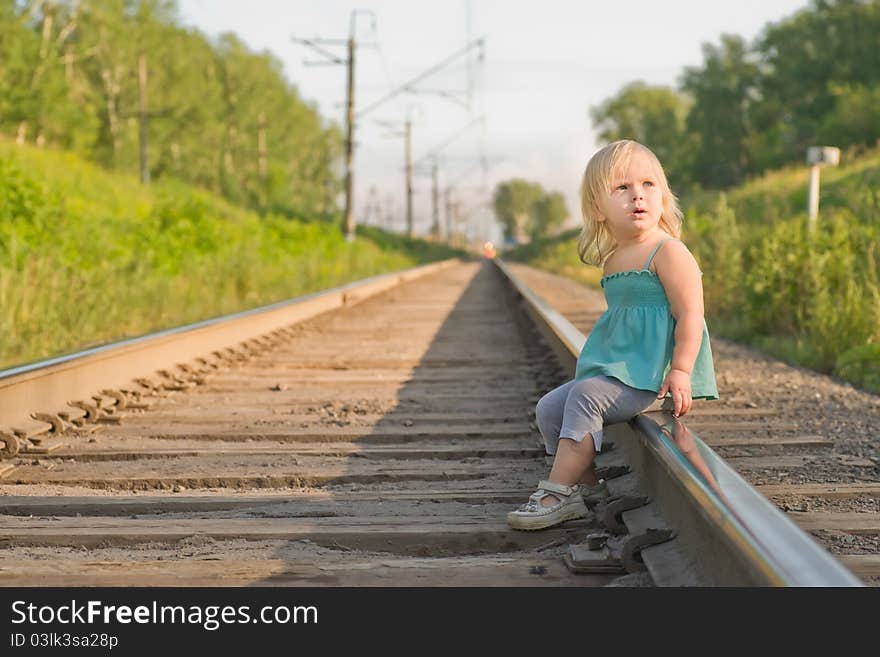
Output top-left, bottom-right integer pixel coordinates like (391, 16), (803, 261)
(751, 0), (880, 170)
(0, 0), (341, 220)
(589, 81), (692, 185)
(493, 179), (543, 243)
(530, 192), (568, 241)
(680, 34), (759, 188)
(818, 82), (880, 148)
(493, 180), (569, 243)
(0, 1), (96, 151)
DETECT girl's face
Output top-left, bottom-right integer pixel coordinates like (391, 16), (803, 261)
(597, 150), (665, 241)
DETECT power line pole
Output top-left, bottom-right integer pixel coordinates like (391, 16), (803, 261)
(404, 117), (414, 237)
(440, 155), (505, 246)
(292, 11), (376, 242)
(258, 111), (267, 208)
(458, 201), (464, 249)
(258, 111), (267, 180)
(384, 193), (394, 230)
(364, 185), (378, 226)
(411, 116), (485, 242)
(137, 52), (149, 185)
(431, 157), (440, 240)
(131, 53), (175, 185)
(294, 32), (484, 241)
(376, 109), (418, 238)
(343, 33), (356, 241)
(445, 187), (453, 243)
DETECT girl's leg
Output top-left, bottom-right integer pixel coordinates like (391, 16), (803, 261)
(548, 435), (597, 486)
(540, 376), (656, 507)
(534, 380), (576, 456)
(537, 436), (597, 507)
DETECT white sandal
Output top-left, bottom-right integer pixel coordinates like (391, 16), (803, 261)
(507, 480), (588, 531)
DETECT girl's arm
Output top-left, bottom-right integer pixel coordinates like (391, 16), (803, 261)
(654, 240), (705, 416)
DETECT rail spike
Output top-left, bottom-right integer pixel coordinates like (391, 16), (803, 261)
(599, 495), (651, 535)
(31, 412), (68, 434)
(0, 428), (20, 459)
(101, 389), (128, 410)
(621, 529), (676, 573)
(68, 400), (101, 422)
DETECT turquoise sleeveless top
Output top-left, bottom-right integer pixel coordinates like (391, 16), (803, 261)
(575, 238), (719, 399)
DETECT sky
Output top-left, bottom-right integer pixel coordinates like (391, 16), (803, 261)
(176, 0), (811, 243)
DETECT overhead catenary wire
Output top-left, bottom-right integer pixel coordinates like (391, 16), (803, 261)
(355, 36), (485, 119)
(294, 20), (486, 244)
(411, 115), (485, 169)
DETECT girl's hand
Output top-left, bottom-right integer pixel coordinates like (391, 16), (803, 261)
(657, 369), (692, 417)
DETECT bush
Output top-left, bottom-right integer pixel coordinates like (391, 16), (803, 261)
(835, 343), (880, 394)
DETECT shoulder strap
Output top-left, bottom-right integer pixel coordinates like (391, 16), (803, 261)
(644, 237), (674, 271)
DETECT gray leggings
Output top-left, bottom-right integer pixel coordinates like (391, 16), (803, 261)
(535, 376), (658, 454)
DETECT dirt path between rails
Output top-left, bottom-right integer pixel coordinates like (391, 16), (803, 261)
(0, 261), (617, 587)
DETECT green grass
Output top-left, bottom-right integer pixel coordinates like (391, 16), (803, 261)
(0, 140), (465, 370)
(684, 145), (880, 228)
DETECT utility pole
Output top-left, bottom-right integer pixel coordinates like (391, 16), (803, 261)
(411, 115), (485, 240)
(292, 10), (376, 242)
(384, 193), (394, 231)
(294, 32), (484, 240)
(356, 37), (485, 238)
(404, 118), (414, 237)
(445, 188), (453, 243)
(364, 185), (379, 226)
(258, 111), (267, 208)
(418, 151), (498, 245)
(376, 109), (419, 238)
(258, 112), (267, 180)
(137, 52), (149, 185)
(431, 157), (440, 240)
(343, 33), (356, 241)
(131, 53), (175, 185)
(440, 155), (504, 247)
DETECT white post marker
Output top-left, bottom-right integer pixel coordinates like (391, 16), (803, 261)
(806, 146), (841, 234)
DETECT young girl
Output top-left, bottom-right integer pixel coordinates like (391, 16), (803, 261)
(508, 139), (718, 531)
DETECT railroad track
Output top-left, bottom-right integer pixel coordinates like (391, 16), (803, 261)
(0, 258), (873, 586)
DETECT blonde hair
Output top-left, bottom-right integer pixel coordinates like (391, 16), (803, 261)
(577, 140), (683, 266)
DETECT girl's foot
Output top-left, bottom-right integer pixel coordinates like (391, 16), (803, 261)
(506, 480), (588, 531)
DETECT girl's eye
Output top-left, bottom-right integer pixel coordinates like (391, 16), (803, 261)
(644, 181), (654, 187)
(616, 184), (627, 191)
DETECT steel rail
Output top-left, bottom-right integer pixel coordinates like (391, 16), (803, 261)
(0, 259), (460, 434)
(494, 258), (862, 587)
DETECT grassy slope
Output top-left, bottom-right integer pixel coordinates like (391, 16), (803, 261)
(683, 147), (880, 227)
(0, 140), (465, 369)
